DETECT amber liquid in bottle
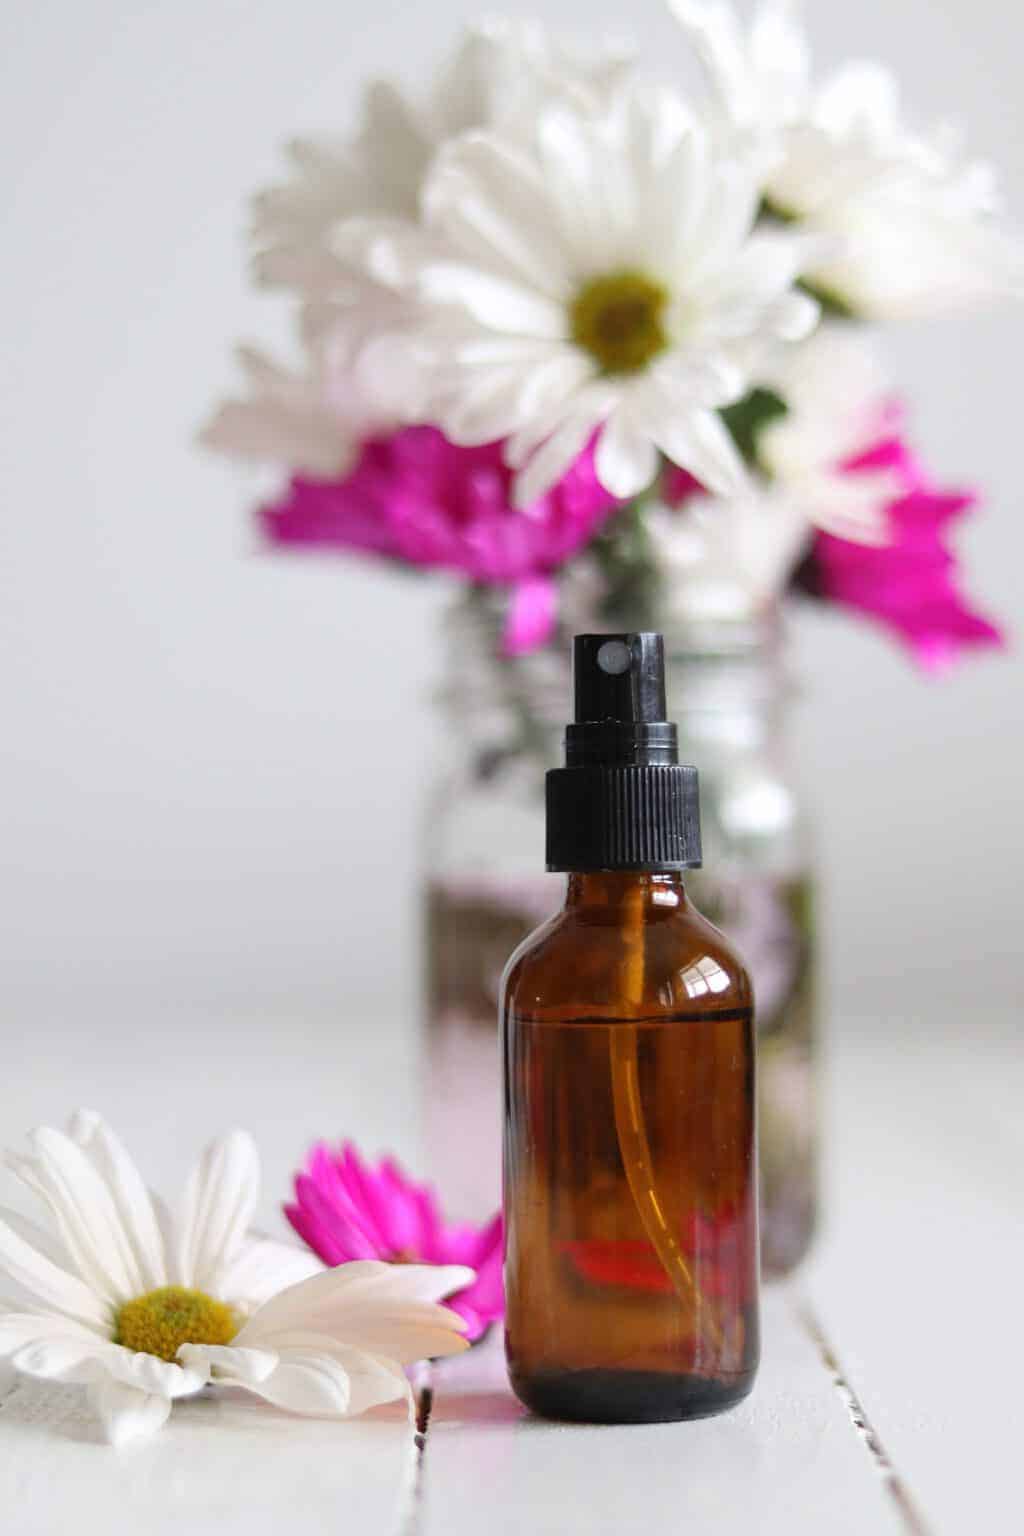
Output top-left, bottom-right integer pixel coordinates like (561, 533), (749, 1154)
(502, 869), (758, 1423)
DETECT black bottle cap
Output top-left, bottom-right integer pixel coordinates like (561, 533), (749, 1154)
(546, 634), (702, 872)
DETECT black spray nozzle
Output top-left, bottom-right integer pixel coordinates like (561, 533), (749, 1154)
(573, 633), (667, 725)
(546, 632), (702, 871)
(566, 633), (678, 767)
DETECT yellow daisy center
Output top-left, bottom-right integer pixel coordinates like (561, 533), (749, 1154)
(569, 269), (670, 375)
(114, 1286), (237, 1362)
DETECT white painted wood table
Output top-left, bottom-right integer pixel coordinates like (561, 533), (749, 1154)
(1, 1005), (1020, 1535)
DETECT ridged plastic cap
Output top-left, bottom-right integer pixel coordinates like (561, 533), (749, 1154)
(545, 634), (702, 872)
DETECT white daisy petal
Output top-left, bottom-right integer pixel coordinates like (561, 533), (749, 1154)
(0, 1210), (111, 1330)
(254, 242), (351, 293)
(177, 1130), (260, 1293)
(651, 351), (745, 407)
(147, 1190), (184, 1288)
(7, 1327), (205, 1399)
(669, 0), (762, 127)
(235, 1261), (472, 1365)
(536, 104), (615, 265)
(101, 1344), (206, 1399)
(765, 287), (820, 341)
(87, 1377), (173, 1447)
(641, 389), (749, 499)
(513, 412), (599, 508)
(0, 1312), (108, 1373)
(703, 229), (822, 311)
(645, 130), (710, 272)
(298, 1303), (469, 1366)
(178, 1342), (278, 1385)
(199, 345), (360, 477)
(645, 487), (811, 625)
(70, 1112), (167, 1293)
(424, 133), (572, 295)
(438, 346), (586, 446)
(813, 61), (901, 140)
(326, 1347), (410, 1416)
(357, 80), (435, 218)
(216, 1236), (323, 1312)
(230, 1260), (437, 1333)
(443, 371), (540, 445)
(417, 262), (565, 339)
(0, 1205), (72, 1274)
(514, 348), (596, 420)
(756, 327), (904, 541)
(594, 409), (661, 500)
(195, 1333), (410, 1419)
(11, 1332), (110, 1384)
(683, 160), (761, 287)
(336, 1262), (476, 1308)
(25, 1128), (144, 1303)
(242, 1351), (354, 1417)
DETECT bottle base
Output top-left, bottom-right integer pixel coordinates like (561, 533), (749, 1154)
(508, 1366), (756, 1424)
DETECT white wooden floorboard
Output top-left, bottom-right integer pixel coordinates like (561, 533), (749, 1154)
(803, 1016), (1024, 1536)
(0, 1372), (415, 1536)
(2, 1000), (1018, 1532)
(420, 1289), (905, 1536)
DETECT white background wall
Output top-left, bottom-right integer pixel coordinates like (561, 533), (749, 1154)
(2, 0), (1022, 1048)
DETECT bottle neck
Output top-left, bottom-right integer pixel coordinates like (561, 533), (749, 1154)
(565, 871), (687, 912)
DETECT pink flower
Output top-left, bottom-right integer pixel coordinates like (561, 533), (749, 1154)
(285, 1142), (503, 1342)
(809, 433), (1004, 670)
(260, 427), (619, 654)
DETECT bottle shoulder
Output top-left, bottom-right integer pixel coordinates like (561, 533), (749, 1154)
(502, 896), (753, 1019)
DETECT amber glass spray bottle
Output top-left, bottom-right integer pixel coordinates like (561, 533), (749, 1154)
(501, 633), (758, 1423)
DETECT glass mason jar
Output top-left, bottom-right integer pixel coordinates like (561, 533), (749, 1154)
(422, 593), (817, 1276)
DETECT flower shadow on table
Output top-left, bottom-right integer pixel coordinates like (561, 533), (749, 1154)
(0, 1379), (109, 1446)
(0, 1378), (413, 1448)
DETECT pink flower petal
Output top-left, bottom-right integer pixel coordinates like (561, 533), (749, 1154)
(260, 427), (620, 641)
(806, 415), (1004, 669)
(284, 1202), (349, 1267)
(377, 1158), (433, 1257)
(333, 1144), (391, 1253)
(502, 576), (557, 656)
(293, 1174), (379, 1261)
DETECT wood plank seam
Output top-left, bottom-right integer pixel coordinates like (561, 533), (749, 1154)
(796, 1299), (933, 1536)
(397, 1367), (435, 1536)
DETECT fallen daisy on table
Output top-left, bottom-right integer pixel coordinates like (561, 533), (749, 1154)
(0, 1112), (472, 1445)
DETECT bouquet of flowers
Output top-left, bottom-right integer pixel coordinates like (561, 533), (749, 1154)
(205, 1), (1016, 667)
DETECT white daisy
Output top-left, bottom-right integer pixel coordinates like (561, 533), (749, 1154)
(671, 0), (1023, 317)
(251, 20), (631, 419)
(369, 87), (818, 507)
(252, 18), (630, 294)
(0, 1112), (471, 1445)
